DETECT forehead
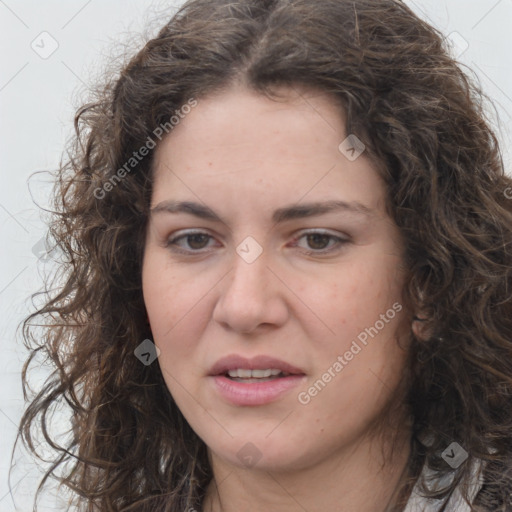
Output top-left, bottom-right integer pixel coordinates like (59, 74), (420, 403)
(150, 84), (387, 215)
(153, 84), (345, 163)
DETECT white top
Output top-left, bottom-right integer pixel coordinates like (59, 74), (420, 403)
(404, 460), (484, 512)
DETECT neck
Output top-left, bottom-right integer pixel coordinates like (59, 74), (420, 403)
(202, 426), (413, 512)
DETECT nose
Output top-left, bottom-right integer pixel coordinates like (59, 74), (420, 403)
(212, 249), (289, 334)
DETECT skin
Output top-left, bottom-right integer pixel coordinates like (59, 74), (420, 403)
(142, 83), (414, 512)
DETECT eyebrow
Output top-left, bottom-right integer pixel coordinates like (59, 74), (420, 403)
(150, 199), (375, 224)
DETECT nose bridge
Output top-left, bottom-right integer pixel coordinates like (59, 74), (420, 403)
(213, 244), (287, 332)
(226, 247), (269, 303)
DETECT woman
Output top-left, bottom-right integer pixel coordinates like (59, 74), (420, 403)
(17, 0), (512, 511)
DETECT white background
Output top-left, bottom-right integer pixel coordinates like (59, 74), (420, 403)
(1, 1), (511, 510)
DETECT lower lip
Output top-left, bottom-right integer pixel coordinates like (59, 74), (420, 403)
(211, 375), (306, 406)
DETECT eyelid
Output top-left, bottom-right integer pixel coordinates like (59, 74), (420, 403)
(293, 228), (350, 239)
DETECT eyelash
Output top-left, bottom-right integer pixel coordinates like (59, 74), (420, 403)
(164, 229), (350, 256)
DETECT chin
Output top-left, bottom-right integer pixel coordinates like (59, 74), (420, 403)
(207, 435), (321, 473)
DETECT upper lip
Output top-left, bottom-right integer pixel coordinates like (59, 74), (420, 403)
(209, 354), (305, 376)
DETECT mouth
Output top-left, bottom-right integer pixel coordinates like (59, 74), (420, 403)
(223, 368), (295, 383)
(209, 354), (305, 380)
(208, 354), (306, 406)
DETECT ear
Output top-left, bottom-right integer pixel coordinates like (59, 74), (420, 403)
(411, 314), (431, 341)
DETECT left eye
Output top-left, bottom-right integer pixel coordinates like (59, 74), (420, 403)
(293, 231), (349, 253)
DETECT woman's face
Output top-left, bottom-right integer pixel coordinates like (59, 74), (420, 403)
(142, 84), (410, 472)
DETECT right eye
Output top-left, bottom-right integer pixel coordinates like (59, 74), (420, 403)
(165, 230), (219, 254)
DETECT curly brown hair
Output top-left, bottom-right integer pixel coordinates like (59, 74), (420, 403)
(16, 0), (512, 511)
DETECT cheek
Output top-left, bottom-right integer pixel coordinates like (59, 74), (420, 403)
(312, 256), (404, 336)
(142, 252), (205, 349)
(142, 253), (209, 398)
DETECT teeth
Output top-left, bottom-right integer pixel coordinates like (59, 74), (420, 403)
(227, 368), (285, 378)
